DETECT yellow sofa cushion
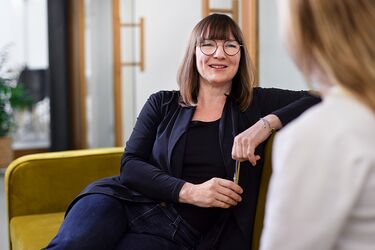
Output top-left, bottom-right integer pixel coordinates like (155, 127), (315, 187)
(10, 212), (64, 250)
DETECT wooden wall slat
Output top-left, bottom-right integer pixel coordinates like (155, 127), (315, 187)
(112, 0), (123, 147)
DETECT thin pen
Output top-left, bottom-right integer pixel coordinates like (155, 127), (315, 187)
(233, 160), (241, 184)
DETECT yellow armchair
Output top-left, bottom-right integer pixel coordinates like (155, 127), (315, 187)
(5, 134), (275, 250)
(5, 147), (123, 250)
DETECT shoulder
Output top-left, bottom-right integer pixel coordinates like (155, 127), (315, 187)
(149, 90), (180, 103)
(251, 87), (312, 108)
(252, 87), (276, 98)
(276, 94), (375, 171)
(253, 86), (308, 97)
(274, 102), (325, 158)
(143, 90), (182, 118)
(146, 90), (180, 109)
(281, 91), (375, 141)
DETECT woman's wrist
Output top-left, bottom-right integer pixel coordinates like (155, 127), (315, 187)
(178, 182), (194, 203)
(261, 114), (282, 133)
(260, 117), (274, 134)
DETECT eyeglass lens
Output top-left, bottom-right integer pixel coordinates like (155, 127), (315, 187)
(200, 39), (241, 56)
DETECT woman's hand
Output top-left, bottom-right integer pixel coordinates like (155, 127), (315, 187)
(179, 178), (243, 208)
(232, 114), (282, 166)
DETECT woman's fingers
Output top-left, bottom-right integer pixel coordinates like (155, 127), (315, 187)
(231, 118), (273, 165)
(232, 135), (259, 164)
(215, 194), (238, 207)
(214, 179), (243, 207)
(217, 178), (243, 195)
(217, 187), (242, 204)
(186, 178), (243, 208)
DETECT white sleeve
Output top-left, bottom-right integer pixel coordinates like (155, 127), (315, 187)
(259, 125), (368, 250)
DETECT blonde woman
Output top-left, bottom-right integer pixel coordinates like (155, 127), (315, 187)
(261, 0), (375, 249)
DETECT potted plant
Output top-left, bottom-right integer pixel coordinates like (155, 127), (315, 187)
(0, 50), (33, 167)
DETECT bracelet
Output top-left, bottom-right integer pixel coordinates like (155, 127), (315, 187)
(260, 117), (275, 134)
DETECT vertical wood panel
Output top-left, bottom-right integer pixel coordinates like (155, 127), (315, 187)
(242, 0), (259, 84)
(112, 0), (123, 146)
(139, 18), (145, 71)
(202, 0), (209, 17)
(232, 0), (239, 23)
(68, 0), (87, 149)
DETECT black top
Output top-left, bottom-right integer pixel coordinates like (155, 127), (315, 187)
(72, 88), (320, 250)
(175, 119), (225, 233)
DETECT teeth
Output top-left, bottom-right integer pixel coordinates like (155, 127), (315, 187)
(210, 65), (226, 68)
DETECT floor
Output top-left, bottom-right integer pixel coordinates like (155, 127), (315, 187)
(0, 170), (9, 250)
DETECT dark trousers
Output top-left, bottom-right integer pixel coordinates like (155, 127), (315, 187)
(46, 194), (201, 250)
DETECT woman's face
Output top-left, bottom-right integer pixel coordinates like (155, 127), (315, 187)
(195, 33), (241, 88)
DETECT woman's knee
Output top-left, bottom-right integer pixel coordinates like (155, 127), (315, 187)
(46, 194), (128, 249)
(47, 234), (95, 250)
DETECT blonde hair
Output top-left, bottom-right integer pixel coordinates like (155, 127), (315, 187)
(177, 14), (255, 112)
(287, 0), (375, 112)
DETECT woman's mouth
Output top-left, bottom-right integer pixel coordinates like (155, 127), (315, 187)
(209, 64), (227, 69)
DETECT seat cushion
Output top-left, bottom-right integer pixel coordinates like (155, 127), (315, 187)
(10, 212), (64, 250)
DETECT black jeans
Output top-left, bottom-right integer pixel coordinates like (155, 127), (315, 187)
(46, 194), (201, 250)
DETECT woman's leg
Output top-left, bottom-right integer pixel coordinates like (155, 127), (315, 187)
(115, 203), (201, 250)
(115, 233), (183, 250)
(46, 194), (127, 250)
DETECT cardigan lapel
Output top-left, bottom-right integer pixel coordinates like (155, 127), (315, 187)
(220, 98), (254, 239)
(167, 106), (195, 177)
(219, 97), (239, 179)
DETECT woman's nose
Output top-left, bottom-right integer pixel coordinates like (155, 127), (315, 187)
(213, 44), (226, 58)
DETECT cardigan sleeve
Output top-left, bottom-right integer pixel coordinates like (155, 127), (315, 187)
(253, 87), (321, 126)
(120, 91), (185, 202)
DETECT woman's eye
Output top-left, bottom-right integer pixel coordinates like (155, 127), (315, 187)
(226, 43), (238, 48)
(201, 40), (215, 47)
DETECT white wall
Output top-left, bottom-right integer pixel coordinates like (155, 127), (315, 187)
(85, 0), (115, 148)
(121, 0), (136, 143)
(0, 0), (48, 70)
(259, 0), (306, 90)
(133, 0), (202, 114)
(25, 0), (49, 69)
(118, 0), (202, 141)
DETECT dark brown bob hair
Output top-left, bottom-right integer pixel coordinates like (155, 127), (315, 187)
(177, 13), (255, 111)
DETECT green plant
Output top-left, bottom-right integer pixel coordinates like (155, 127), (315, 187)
(0, 50), (33, 137)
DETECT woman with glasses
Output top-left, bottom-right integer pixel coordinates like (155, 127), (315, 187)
(47, 14), (319, 250)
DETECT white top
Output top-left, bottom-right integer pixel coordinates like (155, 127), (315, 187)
(260, 87), (375, 250)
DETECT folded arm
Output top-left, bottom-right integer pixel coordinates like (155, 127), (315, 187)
(232, 88), (320, 164)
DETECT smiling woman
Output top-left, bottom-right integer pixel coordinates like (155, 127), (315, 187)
(45, 13), (320, 250)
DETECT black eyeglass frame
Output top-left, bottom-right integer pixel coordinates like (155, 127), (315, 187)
(198, 39), (243, 56)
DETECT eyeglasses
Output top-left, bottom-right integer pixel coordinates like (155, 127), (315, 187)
(199, 39), (242, 56)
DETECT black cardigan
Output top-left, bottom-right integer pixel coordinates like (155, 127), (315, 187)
(72, 87), (320, 249)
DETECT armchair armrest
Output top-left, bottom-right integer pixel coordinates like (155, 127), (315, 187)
(5, 147), (123, 221)
(252, 133), (275, 250)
